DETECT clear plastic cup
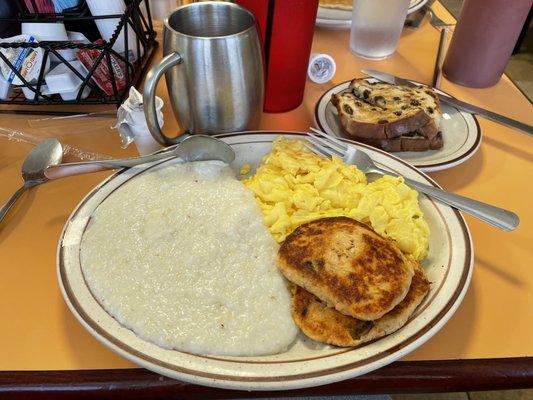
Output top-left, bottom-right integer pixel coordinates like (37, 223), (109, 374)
(349, 0), (411, 60)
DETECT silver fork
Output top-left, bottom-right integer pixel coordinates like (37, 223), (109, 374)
(306, 128), (519, 232)
(425, 1), (453, 88)
(426, 0), (454, 29)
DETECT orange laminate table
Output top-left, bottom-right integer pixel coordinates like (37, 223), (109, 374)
(0, 3), (532, 398)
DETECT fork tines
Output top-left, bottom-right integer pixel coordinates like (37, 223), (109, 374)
(305, 135), (341, 158)
(305, 128), (347, 159)
(309, 128), (348, 150)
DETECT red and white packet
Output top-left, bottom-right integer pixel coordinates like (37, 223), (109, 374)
(76, 39), (128, 96)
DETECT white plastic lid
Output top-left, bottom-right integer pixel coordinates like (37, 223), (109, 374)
(308, 53), (337, 84)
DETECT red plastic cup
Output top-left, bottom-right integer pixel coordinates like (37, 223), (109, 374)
(236, 0), (319, 113)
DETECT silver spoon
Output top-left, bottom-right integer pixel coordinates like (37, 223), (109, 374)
(0, 138), (63, 224)
(175, 135), (235, 163)
(44, 135), (235, 180)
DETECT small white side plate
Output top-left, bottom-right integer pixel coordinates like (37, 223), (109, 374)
(316, 0), (428, 29)
(314, 80), (482, 172)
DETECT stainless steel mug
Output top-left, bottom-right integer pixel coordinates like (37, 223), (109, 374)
(143, 1), (264, 145)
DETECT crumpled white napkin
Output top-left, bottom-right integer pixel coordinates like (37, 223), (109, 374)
(114, 87), (164, 154)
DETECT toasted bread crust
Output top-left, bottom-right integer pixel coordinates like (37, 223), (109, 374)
(277, 217), (414, 321)
(417, 119), (440, 140)
(357, 132), (444, 152)
(291, 262), (430, 347)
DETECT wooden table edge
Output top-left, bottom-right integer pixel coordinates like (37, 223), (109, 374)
(1, 357), (531, 398)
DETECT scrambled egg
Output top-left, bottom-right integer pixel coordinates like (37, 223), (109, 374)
(243, 137), (429, 261)
(240, 163), (252, 175)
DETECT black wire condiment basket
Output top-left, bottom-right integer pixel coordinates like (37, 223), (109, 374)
(0, 0), (157, 112)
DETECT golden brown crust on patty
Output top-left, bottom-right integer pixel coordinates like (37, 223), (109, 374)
(277, 217), (414, 321)
(291, 262), (430, 347)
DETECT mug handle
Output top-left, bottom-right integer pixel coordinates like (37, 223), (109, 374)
(143, 52), (184, 146)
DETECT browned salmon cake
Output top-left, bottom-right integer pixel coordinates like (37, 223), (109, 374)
(277, 217), (414, 321)
(291, 262), (430, 347)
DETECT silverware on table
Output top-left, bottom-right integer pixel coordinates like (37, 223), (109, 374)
(143, 1), (264, 146)
(0, 139), (63, 224)
(425, 0), (452, 89)
(44, 135), (235, 180)
(432, 28), (448, 88)
(426, 1), (454, 29)
(404, 7), (427, 29)
(362, 69), (533, 135)
(405, 0), (453, 30)
(306, 128), (519, 231)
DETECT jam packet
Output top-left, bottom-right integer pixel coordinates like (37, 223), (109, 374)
(76, 39), (127, 96)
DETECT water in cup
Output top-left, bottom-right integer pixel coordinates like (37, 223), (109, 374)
(349, 0), (411, 60)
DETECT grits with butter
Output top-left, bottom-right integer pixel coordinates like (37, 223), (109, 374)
(243, 137), (429, 261)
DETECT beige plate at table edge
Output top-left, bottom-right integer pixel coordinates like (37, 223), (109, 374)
(57, 131), (474, 391)
(314, 80), (482, 172)
(316, 0), (428, 28)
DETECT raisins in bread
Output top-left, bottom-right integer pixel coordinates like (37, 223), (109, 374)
(331, 78), (443, 152)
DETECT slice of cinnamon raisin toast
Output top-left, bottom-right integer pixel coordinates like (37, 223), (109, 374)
(331, 79), (443, 152)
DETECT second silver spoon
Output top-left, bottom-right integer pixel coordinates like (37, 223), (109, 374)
(0, 139), (63, 224)
(45, 135), (235, 180)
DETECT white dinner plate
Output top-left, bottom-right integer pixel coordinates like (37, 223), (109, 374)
(58, 131), (473, 391)
(315, 80), (482, 172)
(316, 0), (428, 29)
